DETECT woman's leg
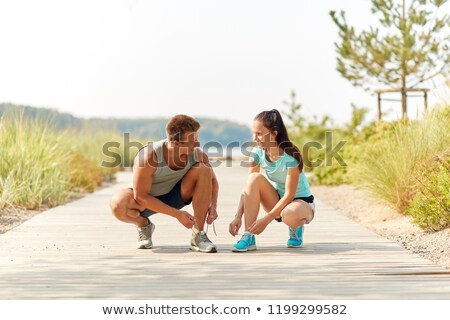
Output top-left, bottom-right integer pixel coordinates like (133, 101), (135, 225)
(243, 173), (280, 231)
(280, 200), (314, 229)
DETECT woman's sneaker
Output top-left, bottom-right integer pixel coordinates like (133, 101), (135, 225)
(232, 233), (256, 252)
(190, 231), (217, 253)
(137, 220), (156, 249)
(287, 226), (304, 248)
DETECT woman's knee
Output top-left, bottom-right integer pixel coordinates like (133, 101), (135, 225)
(247, 172), (264, 185)
(281, 209), (305, 229)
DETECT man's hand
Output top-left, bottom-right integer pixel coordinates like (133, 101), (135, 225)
(248, 217), (270, 235)
(229, 216), (242, 236)
(206, 206), (218, 225)
(176, 210), (196, 229)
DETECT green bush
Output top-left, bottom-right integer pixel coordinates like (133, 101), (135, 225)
(353, 107), (450, 212)
(407, 157), (450, 232)
(310, 139), (360, 185)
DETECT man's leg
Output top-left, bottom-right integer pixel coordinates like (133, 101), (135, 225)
(110, 189), (155, 249)
(180, 162), (212, 232)
(180, 163), (217, 253)
(110, 188), (149, 227)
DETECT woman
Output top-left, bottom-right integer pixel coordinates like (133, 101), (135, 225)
(229, 109), (315, 252)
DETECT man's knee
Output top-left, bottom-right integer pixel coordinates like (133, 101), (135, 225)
(110, 191), (130, 219)
(191, 162), (212, 179)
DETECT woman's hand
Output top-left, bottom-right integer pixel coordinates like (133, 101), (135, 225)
(229, 216), (242, 236)
(248, 216), (270, 235)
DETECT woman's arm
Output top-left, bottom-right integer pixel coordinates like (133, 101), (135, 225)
(266, 167), (299, 220)
(229, 162), (260, 236)
(248, 167), (299, 234)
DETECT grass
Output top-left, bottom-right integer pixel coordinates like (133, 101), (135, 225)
(354, 106), (450, 212)
(0, 112), (122, 209)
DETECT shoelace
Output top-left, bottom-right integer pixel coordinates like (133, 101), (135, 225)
(236, 233), (252, 243)
(289, 227), (303, 240)
(191, 220), (217, 237)
(138, 224), (153, 241)
(206, 221), (217, 236)
(199, 231), (211, 243)
(289, 228), (298, 240)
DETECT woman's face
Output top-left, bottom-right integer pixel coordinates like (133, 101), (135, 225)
(252, 120), (277, 148)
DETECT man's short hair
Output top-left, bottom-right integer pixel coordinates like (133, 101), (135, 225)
(166, 114), (200, 142)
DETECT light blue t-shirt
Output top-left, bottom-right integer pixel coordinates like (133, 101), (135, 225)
(249, 146), (312, 198)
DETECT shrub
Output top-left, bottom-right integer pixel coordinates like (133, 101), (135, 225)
(407, 156), (450, 232)
(354, 107), (450, 211)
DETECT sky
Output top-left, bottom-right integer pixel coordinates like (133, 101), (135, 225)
(0, 0), (447, 127)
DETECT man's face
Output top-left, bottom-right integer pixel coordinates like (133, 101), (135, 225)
(175, 131), (200, 156)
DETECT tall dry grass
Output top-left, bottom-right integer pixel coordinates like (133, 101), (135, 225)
(354, 106), (450, 212)
(0, 113), (122, 209)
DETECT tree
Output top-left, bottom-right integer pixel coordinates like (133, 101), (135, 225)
(346, 104), (369, 135)
(282, 90), (306, 136)
(330, 0), (450, 120)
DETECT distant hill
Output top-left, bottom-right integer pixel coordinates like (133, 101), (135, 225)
(0, 103), (251, 146)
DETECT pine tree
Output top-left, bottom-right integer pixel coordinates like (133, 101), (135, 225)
(330, 0), (450, 119)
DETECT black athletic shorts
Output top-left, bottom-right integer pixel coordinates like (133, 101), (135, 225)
(128, 179), (192, 218)
(274, 194), (315, 223)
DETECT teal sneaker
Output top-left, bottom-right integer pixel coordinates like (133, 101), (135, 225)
(232, 233), (256, 252)
(287, 226), (304, 248)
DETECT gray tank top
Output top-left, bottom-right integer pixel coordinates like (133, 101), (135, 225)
(147, 139), (199, 196)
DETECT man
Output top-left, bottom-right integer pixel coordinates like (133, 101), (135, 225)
(110, 115), (219, 253)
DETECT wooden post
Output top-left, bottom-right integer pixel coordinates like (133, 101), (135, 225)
(377, 92), (382, 121)
(401, 89), (407, 121)
(424, 91), (428, 113)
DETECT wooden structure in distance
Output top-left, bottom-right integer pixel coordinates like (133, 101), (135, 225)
(374, 88), (430, 120)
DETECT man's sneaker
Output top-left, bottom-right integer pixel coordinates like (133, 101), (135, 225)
(190, 231), (217, 253)
(232, 233), (256, 252)
(287, 225), (304, 248)
(137, 220), (155, 249)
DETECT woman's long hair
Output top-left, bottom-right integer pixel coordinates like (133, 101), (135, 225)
(254, 109), (303, 172)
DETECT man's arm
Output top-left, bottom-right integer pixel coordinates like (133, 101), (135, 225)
(132, 147), (183, 219)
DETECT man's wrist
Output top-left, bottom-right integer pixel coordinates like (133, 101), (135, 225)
(169, 208), (181, 218)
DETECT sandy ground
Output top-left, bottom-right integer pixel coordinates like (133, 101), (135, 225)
(311, 184), (450, 269)
(0, 208), (42, 234)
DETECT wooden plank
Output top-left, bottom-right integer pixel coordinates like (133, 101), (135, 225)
(1, 163), (450, 299)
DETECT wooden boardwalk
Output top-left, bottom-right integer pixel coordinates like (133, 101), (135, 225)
(1, 163), (450, 299)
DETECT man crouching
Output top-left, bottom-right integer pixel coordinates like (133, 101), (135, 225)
(110, 115), (219, 253)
